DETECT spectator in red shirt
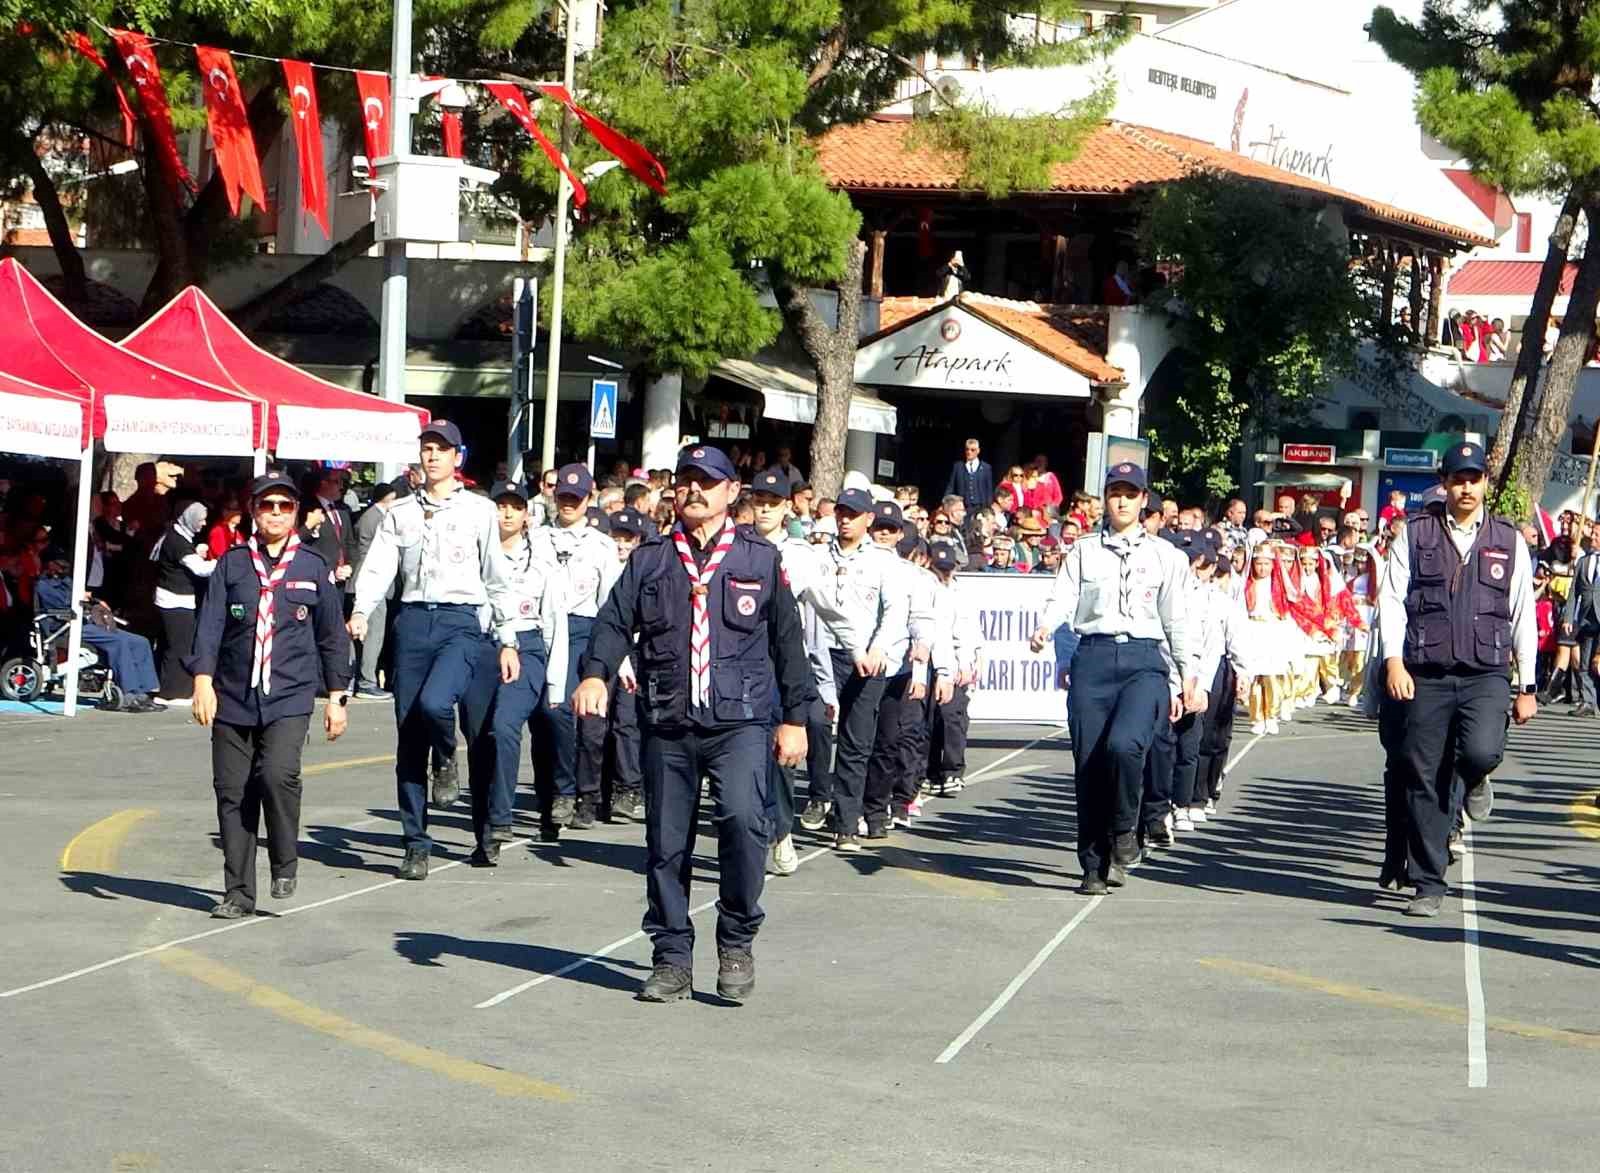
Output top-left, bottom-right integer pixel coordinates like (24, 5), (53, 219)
(1102, 260), (1135, 306)
(204, 497), (247, 559)
(1029, 454), (1063, 514)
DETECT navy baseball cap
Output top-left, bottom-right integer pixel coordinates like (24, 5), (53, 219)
(248, 472), (300, 502)
(676, 444), (738, 482)
(750, 467), (794, 498)
(1441, 441), (1487, 477)
(930, 541), (960, 570)
(871, 501), (905, 531)
(419, 420), (463, 449)
(554, 463), (594, 500)
(489, 479), (529, 504)
(610, 507), (645, 536)
(585, 506), (610, 532)
(835, 488), (874, 515)
(1105, 461), (1148, 491)
(1163, 528), (1196, 551)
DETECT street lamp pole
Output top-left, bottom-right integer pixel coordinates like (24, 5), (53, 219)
(376, 0), (414, 482)
(539, 0), (578, 475)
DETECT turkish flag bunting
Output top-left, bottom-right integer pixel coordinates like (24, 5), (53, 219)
(536, 83), (667, 195)
(354, 72), (392, 161)
(69, 33), (136, 149)
(108, 29), (195, 193)
(483, 82), (588, 208)
(280, 60), (330, 236)
(195, 46), (269, 215)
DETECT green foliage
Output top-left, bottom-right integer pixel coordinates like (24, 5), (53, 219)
(1140, 173), (1373, 500)
(1489, 459), (1534, 520)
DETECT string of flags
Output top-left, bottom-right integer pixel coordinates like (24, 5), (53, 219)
(65, 26), (669, 237)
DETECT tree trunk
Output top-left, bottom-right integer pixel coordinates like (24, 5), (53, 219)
(778, 239), (866, 497)
(138, 137), (195, 316)
(232, 222), (377, 331)
(17, 134), (87, 303)
(1489, 188), (1581, 492)
(1508, 203), (1600, 509)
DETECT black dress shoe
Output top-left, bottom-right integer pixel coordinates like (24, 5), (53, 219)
(638, 963), (693, 1002)
(1112, 831), (1140, 865)
(270, 877), (297, 899)
(1078, 874), (1109, 895)
(469, 843), (500, 867)
(398, 848), (429, 880)
(1377, 867), (1409, 893)
(210, 898), (252, 919)
(717, 947), (755, 1001)
(569, 796), (597, 830)
(864, 820), (890, 840)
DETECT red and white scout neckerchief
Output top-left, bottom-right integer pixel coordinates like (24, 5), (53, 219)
(671, 520), (736, 707)
(247, 532), (301, 695)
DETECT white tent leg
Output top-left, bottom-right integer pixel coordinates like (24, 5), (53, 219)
(62, 444), (93, 717)
(253, 448), (267, 476)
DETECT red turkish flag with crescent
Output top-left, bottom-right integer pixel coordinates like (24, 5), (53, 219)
(195, 46), (268, 215)
(108, 29), (195, 193)
(69, 33), (136, 149)
(536, 83), (667, 195)
(483, 82), (588, 208)
(280, 59), (330, 236)
(354, 72), (391, 161)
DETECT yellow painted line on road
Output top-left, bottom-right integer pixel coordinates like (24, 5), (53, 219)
(59, 809), (156, 872)
(1201, 958), (1600, 1052)
(1570, 794), (1600, 841)
(158, 947), (574, 1100)
(302, 752), (395, 776)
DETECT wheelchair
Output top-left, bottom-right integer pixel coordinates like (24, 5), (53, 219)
(0, 608), (124, 710)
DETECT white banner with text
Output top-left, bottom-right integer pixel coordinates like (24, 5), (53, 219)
(952, 572), (1065, 724)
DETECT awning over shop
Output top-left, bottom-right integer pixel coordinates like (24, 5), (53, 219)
(0, 372), (87, 460)
(713, 354), (898, 435)
(122, 288), (429, 464)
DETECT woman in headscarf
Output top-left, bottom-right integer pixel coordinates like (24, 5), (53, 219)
(151, 499), (217, 703)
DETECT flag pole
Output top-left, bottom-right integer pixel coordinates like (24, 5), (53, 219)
(375, 0), (413, 484)
(540, 0), (577, 475)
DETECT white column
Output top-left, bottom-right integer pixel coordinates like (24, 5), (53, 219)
(1100, 384), (1140, 439)
(845, 428), (876, 479)
(642, 372), (682, 469)
(62, 445), (93, 717)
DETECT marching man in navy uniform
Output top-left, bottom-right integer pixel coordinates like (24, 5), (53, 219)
(1377, 440), (1537, 917)
(1029, 461), (1194, 895)
(189, 473), (352, 918)
(573, 445), (814, 1003)
(351, 421), (520, 881)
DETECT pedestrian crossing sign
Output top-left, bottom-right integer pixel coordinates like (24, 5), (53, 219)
(590, 378), (618, 440)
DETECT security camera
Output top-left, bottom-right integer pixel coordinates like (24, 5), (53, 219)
(351, 155), (371, 182)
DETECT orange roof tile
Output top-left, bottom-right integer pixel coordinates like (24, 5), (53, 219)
(873, 293), (1123, 385)
(816, 117), (1493, 248)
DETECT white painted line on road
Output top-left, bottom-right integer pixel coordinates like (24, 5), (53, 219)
(935, 895), (1106, 1064)
(963, 727), (1067, 783)
(475, 845), (833, 1008)
(1460, 826), (1488, 1088)
(1223, 732), (1264, 776)
(0, 844), (500, 1001)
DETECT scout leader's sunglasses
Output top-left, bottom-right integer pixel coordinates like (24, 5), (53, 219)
(254, 497), (298, 515)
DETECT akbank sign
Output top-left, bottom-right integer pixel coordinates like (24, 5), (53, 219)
(855, 305), (1093, 397)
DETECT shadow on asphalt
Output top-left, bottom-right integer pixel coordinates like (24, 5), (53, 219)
(59, 870), (217, 910)
(392, 930), (648, 992)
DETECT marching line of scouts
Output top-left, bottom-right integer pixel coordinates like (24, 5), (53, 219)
(185, 428), (1532, 998)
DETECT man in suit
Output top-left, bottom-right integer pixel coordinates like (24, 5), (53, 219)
(944, 438), (994, 518)
(1565, 537), (1600, 716)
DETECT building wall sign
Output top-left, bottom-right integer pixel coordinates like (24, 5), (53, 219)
(1147, 67), (1216, 100)
(1282, 442), (1336, 464)
(1383, 446), (1439, 470)
(855, 305), (1093, 398)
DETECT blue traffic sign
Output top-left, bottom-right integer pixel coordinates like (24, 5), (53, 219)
(590, 378), (618, 440)
(1383, 447), (1438, 470)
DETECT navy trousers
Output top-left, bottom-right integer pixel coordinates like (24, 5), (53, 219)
(533, 616), (593, 802)
(391, 604), (481, 852)
(642, 722), (771, 968)
(828, 648), (888, 834)
(928, 683), (970, 779)
(1195, 660), (1237, 801)
(481, 629), (550, 844)
(1066, 637), (1169, 878)
(1141, 705), (1177, 830)
(1171, 710), (1206, 809)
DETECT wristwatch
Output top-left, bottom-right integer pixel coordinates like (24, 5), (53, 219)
(335, 692), (351, 707)
(1522, 684), (1538, 696)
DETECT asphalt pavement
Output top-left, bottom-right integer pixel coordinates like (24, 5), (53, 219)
(0, 697), (1596, 1172)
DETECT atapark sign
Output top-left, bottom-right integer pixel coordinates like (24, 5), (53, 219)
(855, 304), (1093, 398)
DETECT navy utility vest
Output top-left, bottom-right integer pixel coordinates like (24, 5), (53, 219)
(628, 525), (781, 730)
(1402, 511), (1516, 672)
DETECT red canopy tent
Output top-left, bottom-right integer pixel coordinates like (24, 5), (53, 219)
(0, 258), (264, 457)
(0, 371), (88, 461)
(123, 288), (429, 464)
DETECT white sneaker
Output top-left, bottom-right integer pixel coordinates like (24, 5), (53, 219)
(1348, 694), (1364, 709)
(1250, 720), (1266, 735)
(1279, 705), (1294, 722)
(907, 798), (924, 818)
(1203, 798), (1218, 815)
(1189, 805), (1207, 824)
(767, 834), (799, 876)
(857, 817), (868, 836)
(1173, 812), (1195, 832)
(1323, 685), (1341, 704)
(1266, 718), (1280, 735)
